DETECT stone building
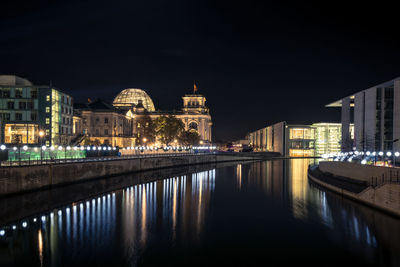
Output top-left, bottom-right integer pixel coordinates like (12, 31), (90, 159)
(112, 88), (212, 144)
(73, 100), (134, 147)
(72, 87), (212, 146)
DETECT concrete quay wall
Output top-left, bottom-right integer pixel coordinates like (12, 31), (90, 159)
(319, 161), (400, 183)
(308, 169), (400, 217)
(0, 162), (240, 226)
(0, 154), (256, 197)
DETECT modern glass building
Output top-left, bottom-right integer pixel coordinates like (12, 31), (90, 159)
(327, 77), (400, 152)
(312, 123), (354, 156)
(248, 122), (350, 157)
(285, 125), (315, 157)
(0, 75), (73, 146)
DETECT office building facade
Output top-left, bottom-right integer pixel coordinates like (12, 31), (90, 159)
(0, 75), (73, 146)
(327, 77), (400, 152)
(248, 122), (350, 157)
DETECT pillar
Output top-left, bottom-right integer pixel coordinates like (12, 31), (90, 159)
(341, 97), (351, 151)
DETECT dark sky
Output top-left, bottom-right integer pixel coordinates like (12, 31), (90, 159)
(1, 0), (400, 141)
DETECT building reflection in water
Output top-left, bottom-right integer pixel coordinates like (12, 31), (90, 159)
(120, 170), (215, 261)
(4, 162), (400, 266)
(288, 158), (310, 220)
(0, 169), (216, 266)
(243, 159), (384, 262)
(246, 160), (285, 200)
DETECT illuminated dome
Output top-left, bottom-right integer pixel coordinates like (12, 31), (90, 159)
(112, 88), (155, 111)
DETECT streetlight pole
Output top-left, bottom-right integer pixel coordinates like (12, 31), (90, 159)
(393, 139), (399, 167)
(39, 130), (44, 163)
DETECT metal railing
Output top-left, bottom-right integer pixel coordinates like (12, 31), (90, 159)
(0, 151), (215, 168)
(370, 170), (400, 187)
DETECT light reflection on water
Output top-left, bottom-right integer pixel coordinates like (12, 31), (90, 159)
(0, 161), (399, 266)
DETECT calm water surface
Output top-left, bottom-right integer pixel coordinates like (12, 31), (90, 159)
(1, 159), (400, 267)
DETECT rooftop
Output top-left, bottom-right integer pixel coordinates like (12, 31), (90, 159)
(326, 77), (400, 107)
(0, 75), (33, 86)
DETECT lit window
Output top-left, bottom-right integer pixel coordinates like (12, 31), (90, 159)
(46, 107), (50, 113)
(46, 95), (50, 101)
(46, 118), (50, 124)
(289, 149), (314, 157)
(189, 122), (198, 130)
(4, 124), (38, 144)
(290, 128), (314, 139)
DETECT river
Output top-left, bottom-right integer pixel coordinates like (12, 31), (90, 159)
(0, 159), (399, 266)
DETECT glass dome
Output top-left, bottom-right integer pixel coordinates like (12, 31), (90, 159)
(112, 88), (155, 111)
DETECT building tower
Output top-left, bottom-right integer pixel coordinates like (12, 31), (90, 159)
(181, 93), (212, 143)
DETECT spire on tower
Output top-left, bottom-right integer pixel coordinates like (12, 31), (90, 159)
(193, 81), (198, 94)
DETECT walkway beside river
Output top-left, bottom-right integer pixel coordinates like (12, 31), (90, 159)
(0, 152), (279, 197)
(308, 163), (400, 217)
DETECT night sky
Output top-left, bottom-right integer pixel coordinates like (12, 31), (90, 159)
(1, 0), (400, 141)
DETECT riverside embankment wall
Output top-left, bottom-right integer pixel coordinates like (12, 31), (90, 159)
(311, 161), (400, 217)
(0, 162), (240, 226)
(309, 169), (400, 217)
(0, 154), (257, 197)
(319, 161), (400, 183)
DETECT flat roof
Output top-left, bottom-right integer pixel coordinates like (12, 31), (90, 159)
(325, 77), (400, 107)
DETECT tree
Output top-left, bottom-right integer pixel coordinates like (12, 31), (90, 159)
(93, 138), (101, 146)
(82, 137), (91, 146)
(154, 115), (185, 145)
(82, 137), (101, 146)
(135, 114), (156, 145)
(179, 130), (200, 146)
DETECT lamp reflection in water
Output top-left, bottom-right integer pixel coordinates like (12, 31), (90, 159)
(141, 184), (147, 245)
(237, 164), (242, 190)
(3, 169), (215, 266)
(172, 178), (178, 240)
(38, 229), (43, 267)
